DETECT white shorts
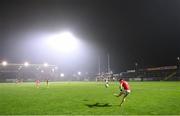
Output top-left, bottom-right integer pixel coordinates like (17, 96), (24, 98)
(122, 90), (131, 96)
(126, 90), (131, 93)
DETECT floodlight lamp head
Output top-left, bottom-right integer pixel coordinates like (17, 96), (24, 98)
(2, 61), (7, 66)
(44, 63), (48, 67)
(78, 71), (81, 75)
(60, 73), (64, 77)
(24, 62), (29, 67)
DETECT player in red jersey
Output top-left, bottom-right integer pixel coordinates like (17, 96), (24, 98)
(115, 79), (131, 106)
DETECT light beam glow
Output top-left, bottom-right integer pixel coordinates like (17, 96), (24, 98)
(46, 32), (79, 53)
(60, 73), (64, 77)
(78, 71), (81, 75)
(43, 63), (48, 67)
(2, 61), (7, 66)
(24, 62), (29, 67)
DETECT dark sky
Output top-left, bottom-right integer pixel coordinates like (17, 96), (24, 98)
(1, 0), (180, 73)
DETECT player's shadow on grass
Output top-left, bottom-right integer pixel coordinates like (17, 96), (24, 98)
(85, 102), (112, 108)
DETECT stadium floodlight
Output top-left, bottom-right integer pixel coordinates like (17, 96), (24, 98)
(78, 71), (81, 75)
(60, 73), (64, 77)
(43, 63), (48, 67)
(46, 32), (79, 53)
(2, 61), (7, 66)
(24, 62), (29, 67)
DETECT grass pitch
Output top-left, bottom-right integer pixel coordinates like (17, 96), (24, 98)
(0, 81), (180, 115)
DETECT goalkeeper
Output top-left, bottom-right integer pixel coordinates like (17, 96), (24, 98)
(114, 79), (131, 106)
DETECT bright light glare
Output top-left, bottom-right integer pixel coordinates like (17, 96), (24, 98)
(78, 71), (81, 75)
(24, 62), (29, 67)
(2, 61), (7, 66)
(43, 63), (48, 67)
(60, 73), (64, 77)
(47, 32), (79, 53)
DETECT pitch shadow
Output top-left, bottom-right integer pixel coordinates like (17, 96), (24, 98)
(83, 99), (89, 101)
(85, 102), (112, 108)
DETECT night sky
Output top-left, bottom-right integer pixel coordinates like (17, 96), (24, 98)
(1, 0), (180, 73)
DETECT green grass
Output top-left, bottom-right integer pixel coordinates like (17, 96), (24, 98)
(0, 81), (180, 115)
